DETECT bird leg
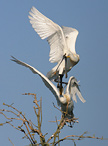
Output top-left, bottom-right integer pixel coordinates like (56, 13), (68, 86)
(54, 79), (68, 85)
(56, 75), (63, 95)
(64, 55), (68, 78)
(59, 74), (63, 95)
(55, 54), (66, 73)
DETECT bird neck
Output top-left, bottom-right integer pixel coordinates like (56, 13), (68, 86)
(64, 94), (70, 103)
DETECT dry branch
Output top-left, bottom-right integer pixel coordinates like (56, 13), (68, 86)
(0, 93), (106, 146)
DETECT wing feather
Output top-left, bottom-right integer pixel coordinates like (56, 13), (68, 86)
(47, 32), (64, 63)
(66, 76), (86, 103)
(62, 26), (79, 54)
(11, 56), (61, 105)
(28, 7), (65, 63)
(28, 7), (60, 39)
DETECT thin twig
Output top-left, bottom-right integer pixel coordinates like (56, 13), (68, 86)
(8, 137), (14, 146)
(54, 133), (107, 145)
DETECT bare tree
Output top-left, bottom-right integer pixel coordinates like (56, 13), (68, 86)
(0, 93), (106, 146)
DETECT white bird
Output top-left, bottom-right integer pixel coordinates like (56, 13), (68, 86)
(28, 7), (80, 81)
(11, 56), (86, 119)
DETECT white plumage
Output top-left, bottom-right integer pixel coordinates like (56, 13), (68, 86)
(11, 56), (86, 119)
(28, 7), (80, 80)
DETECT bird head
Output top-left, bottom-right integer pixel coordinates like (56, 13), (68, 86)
(67, 53), (80, 64)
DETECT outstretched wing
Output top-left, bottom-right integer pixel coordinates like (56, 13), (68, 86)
(28, 7), (65, 63)
(47, 31), (64, 63)
(11, 56), (61, 105)
(62, 26), (79, 54)
(66, 76), (86, 103)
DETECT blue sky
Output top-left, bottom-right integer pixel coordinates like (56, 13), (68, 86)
(0, 0), (108, 146)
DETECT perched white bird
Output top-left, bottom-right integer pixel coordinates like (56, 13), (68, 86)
(28, 7), (80, 81)
(11, 56), (86, 119)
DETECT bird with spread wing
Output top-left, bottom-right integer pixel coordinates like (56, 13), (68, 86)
(11, 56), (86, 120)
(28, 7), (80, 85)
